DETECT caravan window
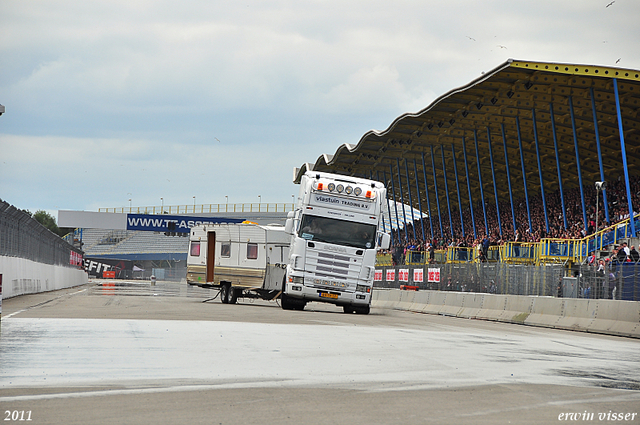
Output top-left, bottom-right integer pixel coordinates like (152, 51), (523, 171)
(221, 242), (231, 258)
(247, 243), (258, 260)
(190, 241), (200, 257)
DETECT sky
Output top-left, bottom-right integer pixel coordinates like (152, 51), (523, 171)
(1, 0), (638, 217)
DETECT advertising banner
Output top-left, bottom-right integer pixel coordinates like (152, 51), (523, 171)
(413, 268), (424, 283)
(84, 258), (134, 278)
(428, 268), (441, 283)
(386, 269), (395, 282)
(399, 269), (409, 282)
(126, 214), (243, 233)
(374, 269), (383, 282)
(70, 251), (83, 267)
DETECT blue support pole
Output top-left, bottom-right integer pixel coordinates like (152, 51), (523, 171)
(430, 146), (444, 238)
(568, 96), (589, 235)
(394, 160), (410, 243)
(421, 152), (435, 240)
(413, 158), (426, 243)
(549, 103), (568, 230)
(386, 167), (403, 245)
(516, 117), (533, 234)
(486, 127), (502, 237)
(532, 109), (550, 234)
(451, 144), (465, 238)
(403, 158), (417, 241)
(590, 87), (610, 226)
(474, 130), (489, 235)
(440, 145), (454, 238)
(613, 78), (637, 237)
(500, 124), (517, 236)
(381, 170), (396, 245)
(461, 136), (477, 239)
(375, 171), (388, 235)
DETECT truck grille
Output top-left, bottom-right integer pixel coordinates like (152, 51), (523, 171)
(306, 249), (362, 282)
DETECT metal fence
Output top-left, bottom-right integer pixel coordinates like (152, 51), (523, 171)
(577, 263), (640, 301)
(0, 199), (82, 267)
(374, 263), (565, 297)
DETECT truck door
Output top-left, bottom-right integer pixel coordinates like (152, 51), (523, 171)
(206, 231), (216, 282)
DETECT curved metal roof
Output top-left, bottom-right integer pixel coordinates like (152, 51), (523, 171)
(294, 59), (640, 224)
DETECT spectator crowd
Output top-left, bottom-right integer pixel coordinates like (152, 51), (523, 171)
(386, 174), (640, 262)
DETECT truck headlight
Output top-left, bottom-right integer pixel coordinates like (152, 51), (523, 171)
(289, 276), (304, 284)
(356, 284), (371, 293)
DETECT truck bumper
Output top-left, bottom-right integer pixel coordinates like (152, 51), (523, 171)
(285, 282), (371, 306)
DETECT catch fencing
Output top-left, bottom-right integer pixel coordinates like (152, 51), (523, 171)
(577, 263), (640, 301)
(374, 263), (565, 297)
(0, 199), (82, 267)
(375, 262), (640, 301)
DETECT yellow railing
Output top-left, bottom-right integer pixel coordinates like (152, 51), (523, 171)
(500, 242), (537, 265)
(376, 253), (393, 266)
(376, 213), (639, 267)
(538, 213), (639, 265)
(99, 203), (296, 215)
(446, 246), (475, 263)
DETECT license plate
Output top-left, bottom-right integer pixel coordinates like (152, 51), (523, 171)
(319, 292), (338, 299)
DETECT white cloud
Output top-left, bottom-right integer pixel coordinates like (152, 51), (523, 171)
(1, 0), (638, 213)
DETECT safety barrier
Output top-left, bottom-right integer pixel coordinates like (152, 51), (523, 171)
(1, 199), (87, 301)
(0, 256), (88, 299)
(372, 288), (640, 338)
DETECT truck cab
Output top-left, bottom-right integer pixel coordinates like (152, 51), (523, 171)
(283, 171), (390, 314)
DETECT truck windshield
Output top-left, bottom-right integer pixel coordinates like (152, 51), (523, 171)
(298, 214), (376, 249)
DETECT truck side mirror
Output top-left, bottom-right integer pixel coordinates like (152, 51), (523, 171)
(378, 232), (391, 250)
(284, 211), (295, 234)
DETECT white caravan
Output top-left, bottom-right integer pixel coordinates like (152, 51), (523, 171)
(186, 222), (290, 304)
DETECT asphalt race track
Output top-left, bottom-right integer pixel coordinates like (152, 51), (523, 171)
(1, 281), (639, 425)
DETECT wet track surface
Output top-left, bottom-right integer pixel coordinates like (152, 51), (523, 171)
(1, 281), (639, 424)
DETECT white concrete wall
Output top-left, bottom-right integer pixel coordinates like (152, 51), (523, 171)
(373, 289), (640, 338)
(0, 256), (88, 299)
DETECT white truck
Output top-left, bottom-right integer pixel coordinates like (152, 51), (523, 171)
(186, 171), (390, 314)
(282, 171), (390, 314)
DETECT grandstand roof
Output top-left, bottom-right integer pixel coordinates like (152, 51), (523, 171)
(294, 59), (640, 213)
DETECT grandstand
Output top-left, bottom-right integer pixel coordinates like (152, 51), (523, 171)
(78, 228), (188, 280)
(295, 59), (640, 261)
(62, 206), (291, 280)
(81, 228), (188, 260)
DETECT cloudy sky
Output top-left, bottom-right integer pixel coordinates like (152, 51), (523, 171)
(1, 0), (638, 216)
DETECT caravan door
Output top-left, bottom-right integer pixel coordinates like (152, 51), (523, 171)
(206, 231), (215, 283)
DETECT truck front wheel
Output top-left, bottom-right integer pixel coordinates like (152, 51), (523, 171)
(281, 293), (295, 310)
(354, 305), (370, 315)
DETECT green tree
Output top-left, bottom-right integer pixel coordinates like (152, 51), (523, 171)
(33, 210), (61, 236)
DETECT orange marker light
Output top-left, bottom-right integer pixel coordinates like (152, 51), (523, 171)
(365, 191), (372, 198)
(317, 183), (324, 190)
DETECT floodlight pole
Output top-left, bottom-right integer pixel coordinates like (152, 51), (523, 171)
(596, 188), (600, 249)
(595, 181), (606, 249)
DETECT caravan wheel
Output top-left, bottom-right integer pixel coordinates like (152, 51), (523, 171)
(220, 284), (231, 304)
(228, 287), (239, 304)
